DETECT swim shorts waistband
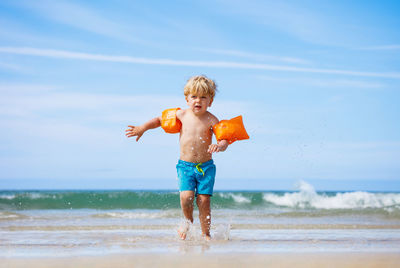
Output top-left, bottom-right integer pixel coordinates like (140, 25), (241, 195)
(177, 159), (214, 167)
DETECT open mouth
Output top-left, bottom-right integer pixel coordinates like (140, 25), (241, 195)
(194, 105), (202, 109)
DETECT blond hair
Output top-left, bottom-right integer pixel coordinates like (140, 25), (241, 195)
(184, 75), (217, 100)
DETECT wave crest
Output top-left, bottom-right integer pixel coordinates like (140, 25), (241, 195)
(216, 193), (251, 204)
(263, 180), (400, 210)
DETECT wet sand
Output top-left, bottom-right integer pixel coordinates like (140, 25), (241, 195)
(2, 253), (400, 268)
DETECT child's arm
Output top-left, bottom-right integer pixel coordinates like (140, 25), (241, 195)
(208, 140), (229, 154)
(125, 116), (161, 142)
(208, 115), (229, 153)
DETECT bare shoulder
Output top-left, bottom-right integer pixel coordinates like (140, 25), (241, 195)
(206, 111), (219, 126)
(176, 108), (189, 120)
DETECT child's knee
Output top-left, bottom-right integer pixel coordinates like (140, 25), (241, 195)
(180, 191), (194, 207)
(181, 198), (193, 208)
(197, 195), (210, 205)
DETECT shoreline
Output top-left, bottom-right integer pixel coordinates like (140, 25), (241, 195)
(2, 252), (400, 268)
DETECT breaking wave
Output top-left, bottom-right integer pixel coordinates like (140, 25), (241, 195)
(1, 182), (399, 217)
(263, 181), (400, 211)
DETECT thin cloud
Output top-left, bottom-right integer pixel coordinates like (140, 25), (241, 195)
(1, 46), (400, 79)
(196, 48), (311, 65)
(358, 45), (400, 51)
(12, 0), (147, 45)
(0, 88), (250, 148)
(0, 86), (248, 121)
(0, 61), (25, 72)
(255, 75), (385, 89)
(214, 0), (335, 46)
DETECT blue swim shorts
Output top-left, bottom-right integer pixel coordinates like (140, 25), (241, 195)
(176, 159), (216, 196)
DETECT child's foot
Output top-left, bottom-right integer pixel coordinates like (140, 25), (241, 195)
(177, 228), (187, 240)
(177, 221), (190, 240)
(203, 234), (211, 241)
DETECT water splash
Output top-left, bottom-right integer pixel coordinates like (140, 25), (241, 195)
(295, 180), (316, 194)
(213, 224), (231, 241)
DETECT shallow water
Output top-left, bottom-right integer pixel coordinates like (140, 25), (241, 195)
(1, 183), (400, 257)
(1, 208), (400, 257)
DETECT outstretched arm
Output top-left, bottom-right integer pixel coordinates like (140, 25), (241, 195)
(125, 117), (161, 142)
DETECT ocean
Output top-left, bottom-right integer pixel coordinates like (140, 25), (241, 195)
(1, 181), (400, 257)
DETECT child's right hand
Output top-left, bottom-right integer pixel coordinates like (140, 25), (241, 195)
(125, 125), (144, 142)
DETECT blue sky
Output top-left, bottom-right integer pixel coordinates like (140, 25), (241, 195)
(0, 0), (399, 191)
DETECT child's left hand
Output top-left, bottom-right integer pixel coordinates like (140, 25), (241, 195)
(208, 140), (229, 153)
(208, 144), (220, 154)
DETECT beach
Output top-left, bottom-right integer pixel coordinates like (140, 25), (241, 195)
(2, 0), (400, 267)
(2, 253), (400, 268)
(1, 185), (400, 267)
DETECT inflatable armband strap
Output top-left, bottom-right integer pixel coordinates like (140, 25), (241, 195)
(161, 108), (182, 134)
(213, 115), (249, 144)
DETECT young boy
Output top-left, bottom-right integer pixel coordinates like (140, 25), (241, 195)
(125, 75), (229, 240)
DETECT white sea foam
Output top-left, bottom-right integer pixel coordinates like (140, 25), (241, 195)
(0, 194), (16, 200)
(0, 192), (49, 200)
(28, 193), (46, 199)
(263, 180), (400, 210)
(218, 193), (251, 204)
(92, 210), (179, 219)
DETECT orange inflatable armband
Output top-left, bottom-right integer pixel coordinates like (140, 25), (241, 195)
(161, 108), (182, 134)
(213, 115), (249, 144)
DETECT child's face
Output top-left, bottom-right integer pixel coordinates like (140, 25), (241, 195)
(185, 93), (213, 115)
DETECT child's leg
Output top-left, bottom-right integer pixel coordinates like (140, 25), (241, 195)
(178, 190), (195, 240)
(180, 190), (195, 222)
(196, 194), (211, 240)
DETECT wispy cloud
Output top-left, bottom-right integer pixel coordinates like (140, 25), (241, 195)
(1, 46), (399, 79)
(13, 0), (146, 45)
(214, 0), (335, 45)
(0, 61), (25, 72)
(0, 85), (250, 149)
(0, 89), (181, 120)
(358, 45), (400, 51)
(255, 75), (385, 89)
(0, 88), (182, 148)
(0, 83), (250, 123)
(196, 48), (311, 65)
